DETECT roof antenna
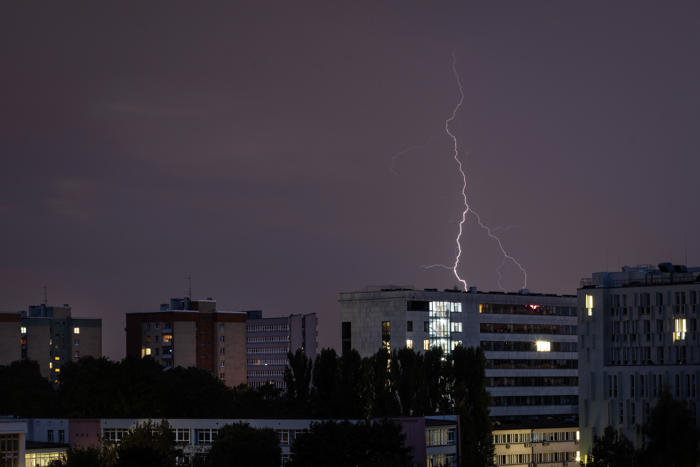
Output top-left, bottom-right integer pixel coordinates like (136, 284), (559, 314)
(43, 285), (48, 305)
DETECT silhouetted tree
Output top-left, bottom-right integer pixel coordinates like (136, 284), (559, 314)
(641, 390), (699, 467)
(391, 347), (423, 416)
(338, 349), (365, 418)
(114, 420), (178, 467)
(368, 348), (400, 417)
(284, 349), (312, 406)
(289, 420), (412, 467)
(0, 360), (57, 417)
(450, 345), (493, 467)
(591, 426), (636, 467)
(311, 348), (340, 417)
(205, 423), (280, 467)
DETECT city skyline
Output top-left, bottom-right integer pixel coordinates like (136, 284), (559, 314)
(3, 2), (700, 361)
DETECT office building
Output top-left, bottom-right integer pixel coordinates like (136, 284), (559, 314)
(0, 304), (101, 382)
(0, 419), (26, 467)
(578, 263), (700, 459)
(246, 311), (318, 389)
(339, 286), (578, 420)
(126, 297), (246, 387)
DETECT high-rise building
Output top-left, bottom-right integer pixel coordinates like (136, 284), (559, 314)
(126, 297), (246, 387)
(245, 311), (317, 389)
(0, 304), (102, 381)
(578, 263), (700, 460)
(339, 286), (578, 420)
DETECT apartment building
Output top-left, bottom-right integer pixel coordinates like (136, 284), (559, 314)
(578, 263), (700, 459)
(245, 311), (317, 389)
(126, 297), (246, 387)
(339, 286), (578, 420)
(0, 304), (101, 381)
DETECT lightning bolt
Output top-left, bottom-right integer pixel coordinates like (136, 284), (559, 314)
(445, 51), (527, 291)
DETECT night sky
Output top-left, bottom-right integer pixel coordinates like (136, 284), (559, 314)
(3, 2), (700, 360)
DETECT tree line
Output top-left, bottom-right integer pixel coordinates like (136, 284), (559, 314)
(590, 389), (699, 467)
(0, 345), (494, 466)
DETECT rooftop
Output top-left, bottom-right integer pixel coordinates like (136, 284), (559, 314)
(580, 262), (700, 289)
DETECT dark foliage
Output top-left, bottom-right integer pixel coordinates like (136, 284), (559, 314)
(591, 426), (636, 467)
(0, 360), (57, 417)
(641, 390), (699, 467)
(205, 423), (280, 467)
(114, 420), (178, 467)
(289, 419), (412, 467)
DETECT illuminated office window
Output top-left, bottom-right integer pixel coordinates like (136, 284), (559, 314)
(20, 326), (27, 334)
(406, 339), (414, 350)
(73, 327), (80, 334)
(585, 295), (594, 316)
(423, 339), (430, 351)
(674, 318), (687, 342)
(535, 340), (551, 352)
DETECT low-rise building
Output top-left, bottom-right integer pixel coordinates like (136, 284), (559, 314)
(492, 419), (580, 467)
(0, 419), (26, 467)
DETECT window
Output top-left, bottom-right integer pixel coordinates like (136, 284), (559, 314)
(59, 430), (65, 443)
(174, 429), (190, 444)
(73, 327), (80, 334)
(341, 321), (352, 355)
(74, 351), (80, 358)
(20, 326), (26, 334)
(47, 430), (54, 442)
(451, 322), (462, 333)
(406, 339), (413, 349)
(585, 295), (594, 316)
(424, 321), (429, 332)
(276, 430), (290, 446)
(219, 336), (225, 343)
(162, 334), (172, 343)
(219, 323), (225, 332)
(197, 429), (217, 445)
(220, 360), (225, 368)
(141, 347), (152, 357)
(674, 318), (687, 342)
(407, 321), (413, 332)
(535, 340), (551, 352)
(74, 339), (80, 346)
(424, 339), (430, 351)
(381, 321), (391, 353)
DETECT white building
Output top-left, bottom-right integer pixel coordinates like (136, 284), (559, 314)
(339, 286), (578, 420)
(578, 263), (700, 461)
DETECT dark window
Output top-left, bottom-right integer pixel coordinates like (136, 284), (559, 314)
(407, 321), (413, 332)
(341, 322), (351, 354)
(407, 301), (429, 311)
(48, 430), (54, 442)
(424, 321), (429, 332)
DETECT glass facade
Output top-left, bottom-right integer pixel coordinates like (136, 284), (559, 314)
(429, 301), (460, 352)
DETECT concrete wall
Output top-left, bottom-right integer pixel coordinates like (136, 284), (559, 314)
(0, 314), (21, 365)
(173, 321), (196, 368)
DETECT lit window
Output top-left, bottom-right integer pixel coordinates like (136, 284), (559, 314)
(20, 326), (27, 334)
(451, 340), (463, 350)
(451, 322), (463, 333)
(49, 362), (53, 369)
(141, 347), (152, 357)
(535, 340), (551, 352)
(73, 327), (80, 334)
(162, 334), (173, 343)
(55, 368), (60, 373)
(674, 318), (687, 342)
(406, 339), (414, 349)
(423, 339), (430, 351)
(585, 295), (594, 316)
(54, 356), (60, 361)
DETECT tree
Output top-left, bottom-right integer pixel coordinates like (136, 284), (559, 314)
(449, 345), (493, 467)
(391, 347), (423, 416)
(289, 420), (412, 467)
(337, 349), (365, 418)
(114, 420), (178, 467)
(641, 389), (699, 467)
(368, 348), (399, 418)
(591, 426), (636, 467)
(205, 423), (280, 467)
(0, 360), (57, 417)
(49, 446), (116, 467)
(311, 348), (340, 417)
(284, 349), (312, 406)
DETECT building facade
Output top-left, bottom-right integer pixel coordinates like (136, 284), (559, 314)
(492, 420), (580, 467)
(245, 311), (318, 390)
(0, 419), (26, 467)
(0, 304), (101, 382)
(23, 416), (458, 467)
(339, 287), (578, 420)
(126, 298), (246, 387)
(578, 263), (700, 460)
